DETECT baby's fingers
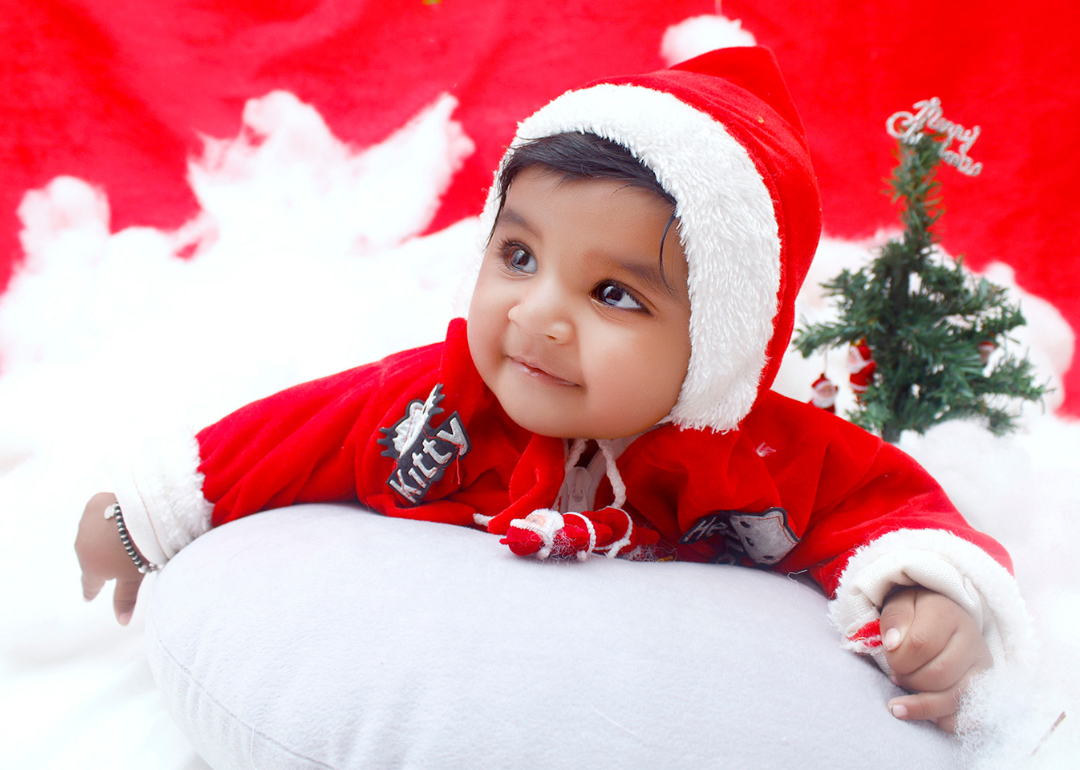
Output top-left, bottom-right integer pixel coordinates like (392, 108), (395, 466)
(887, 660), (989, 734)
(112, 574), (144, 626)
(888, 684), (965, 733)
(81, 570), (106, 602)
(893, 627), (990, 694)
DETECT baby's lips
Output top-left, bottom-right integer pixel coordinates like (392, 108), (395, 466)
(510, 354), (578, 386)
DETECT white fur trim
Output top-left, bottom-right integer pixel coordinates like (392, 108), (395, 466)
(109, 427), (213, 566)
(829, 529), (1036, 675)
(477, 84), (781, 432)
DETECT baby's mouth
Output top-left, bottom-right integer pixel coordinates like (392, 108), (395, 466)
(511, 357), (578, 387)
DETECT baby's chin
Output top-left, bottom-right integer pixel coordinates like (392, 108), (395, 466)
(506, 410), (672, 442)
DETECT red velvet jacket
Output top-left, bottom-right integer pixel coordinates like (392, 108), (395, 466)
(195, 318), (1010, 598)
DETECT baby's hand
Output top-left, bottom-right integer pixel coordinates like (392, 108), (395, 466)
(880, 586), (992, 733)
(74, 492), (146, 625)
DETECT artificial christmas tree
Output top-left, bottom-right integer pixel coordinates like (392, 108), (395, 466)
(793, 101), (1046, 443)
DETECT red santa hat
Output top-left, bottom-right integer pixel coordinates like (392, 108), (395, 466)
(479, 47), (822, 433)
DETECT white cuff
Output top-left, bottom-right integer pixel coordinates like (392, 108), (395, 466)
(108, 426), (213, 567)
(829, 528), (1036, 675)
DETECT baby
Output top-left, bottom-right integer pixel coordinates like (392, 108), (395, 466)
(76, 47), (1026, 734)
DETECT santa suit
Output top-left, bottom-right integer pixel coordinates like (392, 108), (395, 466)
(113, 48), (1032, 674)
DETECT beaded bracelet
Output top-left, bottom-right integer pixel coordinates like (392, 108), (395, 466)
(104, 502), (160, 574)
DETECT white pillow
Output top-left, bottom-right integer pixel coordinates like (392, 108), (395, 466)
(146, 504), (960, 769)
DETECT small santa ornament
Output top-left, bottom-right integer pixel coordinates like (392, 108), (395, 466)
(848, 339), (876, 402)
(809, 374), (837, 413)
(978, 339), (997, 365)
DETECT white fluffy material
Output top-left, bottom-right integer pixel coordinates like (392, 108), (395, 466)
(480, 83), (782, 432)
(661, 14), (758, 66)
(831, 528), (1037, 675)
(109, 426), (212, 565)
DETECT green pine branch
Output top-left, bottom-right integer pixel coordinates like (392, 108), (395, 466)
(792, 131), (1048, 442)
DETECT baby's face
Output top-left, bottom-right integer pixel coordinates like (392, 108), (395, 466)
(467, 166), (691, 439)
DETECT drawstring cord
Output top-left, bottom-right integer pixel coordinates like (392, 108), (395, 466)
(597, 439), (627, 510)
(562, 438), (628, 511)
(564, 437), (589, 474)
(596, 438), (633, 558)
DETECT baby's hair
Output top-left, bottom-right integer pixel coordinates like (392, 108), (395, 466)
(492, 131), (680, 289)
(494, 131), (675, 209)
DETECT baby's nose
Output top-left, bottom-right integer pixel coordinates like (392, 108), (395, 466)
(508, 284), (573, 342)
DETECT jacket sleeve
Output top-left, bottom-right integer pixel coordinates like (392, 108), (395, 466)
(111, 338), (450, 569)
(770, 405), (1035, 673)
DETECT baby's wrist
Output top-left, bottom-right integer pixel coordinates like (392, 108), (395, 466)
(104, 501), (161, 574)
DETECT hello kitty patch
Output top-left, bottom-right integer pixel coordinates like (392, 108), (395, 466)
(680, 507), (798, 566)
(378, 384), (470, 505)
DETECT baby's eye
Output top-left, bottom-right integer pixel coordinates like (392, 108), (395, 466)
(595, 282), (644, 311)
(504, 246), (537, 274)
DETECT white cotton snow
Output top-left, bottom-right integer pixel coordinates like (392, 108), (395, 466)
(0, 90), (478, 770)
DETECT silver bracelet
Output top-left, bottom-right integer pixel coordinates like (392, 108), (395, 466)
(104, 502), (160, 574)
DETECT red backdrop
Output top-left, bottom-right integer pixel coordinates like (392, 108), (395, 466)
(3, 0), (1078, 412)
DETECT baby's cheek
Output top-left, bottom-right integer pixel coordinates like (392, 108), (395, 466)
(596, 365), (675, 430)
(466, 317), (498, 380)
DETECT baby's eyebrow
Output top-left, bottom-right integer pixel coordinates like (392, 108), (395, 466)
(493, 206), (540, 239)
(612, 258), (684, 302)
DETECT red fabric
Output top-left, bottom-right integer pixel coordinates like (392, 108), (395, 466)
(198, 319), (533, 529)
(850, 620), (883, 649)
(195, 319), (1011, 596)
(3, 1), (1076, 412)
